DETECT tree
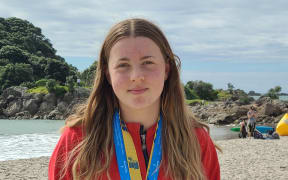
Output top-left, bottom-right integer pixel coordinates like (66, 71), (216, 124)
(184, 85), (199, 100)
(265, 86), (282, 99)
(66, 76), (75, 93)
(227, 83), (234, 94)
(0, 63), (33, 92)
(0, 45), (29, 64)
(80, 61), (98, 86)
(186, 80), (218, 100)
(44, 59), (70, 84)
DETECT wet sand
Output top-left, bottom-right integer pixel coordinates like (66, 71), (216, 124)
(1, 137), (287, 180)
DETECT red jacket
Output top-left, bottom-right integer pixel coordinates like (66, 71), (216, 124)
(49, 122), (220, 180)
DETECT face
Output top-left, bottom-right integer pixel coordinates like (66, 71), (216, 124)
(107, 37), (169, 111)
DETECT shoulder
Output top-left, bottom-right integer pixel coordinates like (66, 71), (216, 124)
(194, 127), (220, 180)
(48, 126), (83, 179)
(60, 126), (83, 148)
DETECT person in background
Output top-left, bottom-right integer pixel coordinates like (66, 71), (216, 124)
(247, 106), (257, 137)
(239, 119), (247, 138)
(48, 18), (220, 180)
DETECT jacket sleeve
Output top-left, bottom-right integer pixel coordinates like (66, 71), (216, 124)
(48, 126), (82, 180)
(195, 128), (220, 180)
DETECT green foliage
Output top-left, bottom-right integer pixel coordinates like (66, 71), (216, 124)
(0, 63), (34, 92)
(0, 45), (28, 64)
(0, 58), (10, 66)
(0, 17), (79, 91)
(238, 96), (254, 105)
(265, 86), (282, 99)
(186, 99), (208, 106)
(54, 85), (68, 97)
(44, 59), (70, 84)
(185, 80), (218, 100)
(217, 90), (232, 101)
(20, 81), (36, 89)
(46, 79), (57, 93)
(227, 83), (234, 94)
(35, 79), (49, 87)
(184, 85), (199, 100)
(66, 76), (75, 93)
(80, 61), (97, 87)
(27, 86), (48, 94)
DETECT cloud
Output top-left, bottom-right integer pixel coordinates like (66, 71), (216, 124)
(1, 0), (287, 92)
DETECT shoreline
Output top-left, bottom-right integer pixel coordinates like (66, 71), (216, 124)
(1, 137), (287, 179)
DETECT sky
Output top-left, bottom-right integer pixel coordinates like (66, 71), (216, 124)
(0, 0), (287, 94)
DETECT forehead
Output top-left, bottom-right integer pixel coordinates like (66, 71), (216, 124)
(109, 36), (161, 59)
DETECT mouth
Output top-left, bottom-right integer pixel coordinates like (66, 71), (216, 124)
(128, 88), (148, 95)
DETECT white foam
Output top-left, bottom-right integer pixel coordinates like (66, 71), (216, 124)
(0, 133), (60, 161)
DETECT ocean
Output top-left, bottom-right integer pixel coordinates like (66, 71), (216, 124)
(251, 96), (288, 101)
(0, 119), (237, 161)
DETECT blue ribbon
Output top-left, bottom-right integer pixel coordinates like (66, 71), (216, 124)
(113, 111), (162, 180)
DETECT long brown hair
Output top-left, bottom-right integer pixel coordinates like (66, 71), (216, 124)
(64, 18), (212, 180)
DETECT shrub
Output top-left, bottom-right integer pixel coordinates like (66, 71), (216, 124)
(35, 79), (49, 87)
(54, 85), (67, 97)
(217, 90), (232, 101)
(20, 81), (36, 89)
(46, 79), (57, 93)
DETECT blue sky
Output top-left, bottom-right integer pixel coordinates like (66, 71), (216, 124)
(0, 0), (287, 93)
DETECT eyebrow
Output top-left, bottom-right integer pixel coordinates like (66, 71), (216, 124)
(117, 56), (154, 62)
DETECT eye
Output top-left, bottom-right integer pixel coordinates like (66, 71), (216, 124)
(117, 63), (130, 68)
(143, 61), (154, 65)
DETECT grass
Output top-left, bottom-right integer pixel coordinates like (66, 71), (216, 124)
(185, 99), (211, 105)
(27, 86), (48, 94)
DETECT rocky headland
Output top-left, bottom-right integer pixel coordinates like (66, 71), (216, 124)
(0, 86), (90, 120)
(0, 86), (287, 125)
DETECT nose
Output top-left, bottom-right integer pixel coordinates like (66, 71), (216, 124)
(130, 67), (145, 82)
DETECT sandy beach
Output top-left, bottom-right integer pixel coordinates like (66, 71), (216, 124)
(0, 137), (287, 180)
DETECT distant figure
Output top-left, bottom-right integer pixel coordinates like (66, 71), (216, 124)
(239, 119), (247, 138)
(247, 106), (257, 137)
(77, 78), (80, 86)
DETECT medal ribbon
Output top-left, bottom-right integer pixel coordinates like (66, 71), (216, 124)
(113, 111), (162, 180)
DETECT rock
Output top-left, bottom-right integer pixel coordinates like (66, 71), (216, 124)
(39, 102), (55, 112)
(3, 100), (22, 116)
(1, 86), (28, 98)
(43, 93), (57, 106)
(7, 95), (15, 102)
(33, 93), (44, 104)
(264, 103), (282, 116)
(14, 111), (31, 119)
(57, 101), (68, 113)
(23, 99), (39, 115)
(230, 106), (249, 117)
(208, 113), (235, 125)
(256, 96), (272, 106)
(47, 109), (62, 120)
(32, 115), (40, 119)
(73, 87), (91, 98)
(63, 93), (74, 104)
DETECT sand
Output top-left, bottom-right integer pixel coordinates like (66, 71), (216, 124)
(0, 137), (287, 180)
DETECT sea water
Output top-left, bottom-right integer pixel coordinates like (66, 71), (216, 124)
(0, 120), (64, 161)
(0, 119), (237, 161)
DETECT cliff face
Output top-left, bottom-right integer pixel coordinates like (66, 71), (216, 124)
(0, 86), (90, 120)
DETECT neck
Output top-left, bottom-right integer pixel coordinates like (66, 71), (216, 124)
(119, 103), (160, 130)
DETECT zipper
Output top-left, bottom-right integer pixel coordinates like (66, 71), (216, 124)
(140, 125), (149, 169)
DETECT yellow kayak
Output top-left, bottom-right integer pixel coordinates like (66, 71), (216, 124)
(276, 113), (288, 136)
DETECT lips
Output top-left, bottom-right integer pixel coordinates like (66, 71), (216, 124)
(128, 88), (148, 95)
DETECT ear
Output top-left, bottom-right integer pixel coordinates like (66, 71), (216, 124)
(164, 63), (170, 81)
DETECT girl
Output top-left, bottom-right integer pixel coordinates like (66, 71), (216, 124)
(49, 18), (220, 180)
